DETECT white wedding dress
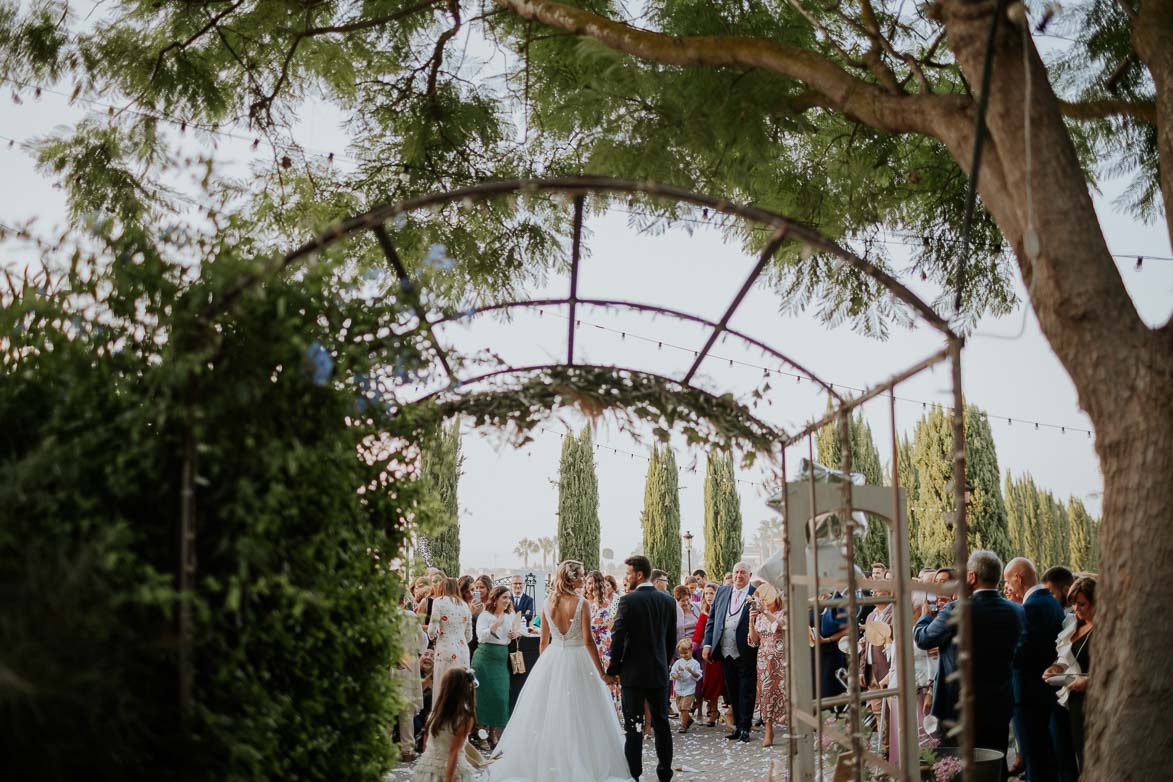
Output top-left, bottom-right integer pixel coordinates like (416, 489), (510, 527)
(488, 596), (633, 782)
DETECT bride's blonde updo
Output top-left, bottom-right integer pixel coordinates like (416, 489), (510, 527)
(552, 560), (585, 600)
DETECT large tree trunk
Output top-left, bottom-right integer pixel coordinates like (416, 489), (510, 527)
(940, 2), (1173, 779)
(1084, 358), (1173, 781)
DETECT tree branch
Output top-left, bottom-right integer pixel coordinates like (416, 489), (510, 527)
(1058, 97), (1156, 124)
(151, 0), (246, 81)
(300, 0), (446, 37)
(1131, 0), (1173, 252)
(493, 0), (969, 137)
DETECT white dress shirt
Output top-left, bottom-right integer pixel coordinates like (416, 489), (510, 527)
(476, 610), (513, 645)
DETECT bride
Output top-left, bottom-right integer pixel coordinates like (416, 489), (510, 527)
(489, 560), (632, 782)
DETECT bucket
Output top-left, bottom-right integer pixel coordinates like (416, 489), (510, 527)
(921, 747), (1004, 782)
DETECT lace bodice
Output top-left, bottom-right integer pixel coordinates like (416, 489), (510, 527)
(545, 596), (585, 647)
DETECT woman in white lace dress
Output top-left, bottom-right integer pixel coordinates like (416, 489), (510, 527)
(489, 561), (632, 782)
(429, 577), (473, 702)
(412, 668), (479, 782)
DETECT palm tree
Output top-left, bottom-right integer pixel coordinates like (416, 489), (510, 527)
(538, 536), (556, 569)
(514, 537), (538, 568)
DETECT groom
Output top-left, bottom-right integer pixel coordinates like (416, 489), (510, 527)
(605, 555), (677, 782)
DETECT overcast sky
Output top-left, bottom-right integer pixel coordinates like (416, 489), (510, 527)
(4, 41), (1171, 575)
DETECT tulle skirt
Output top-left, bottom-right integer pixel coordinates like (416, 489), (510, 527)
(488, 642), (633, 782)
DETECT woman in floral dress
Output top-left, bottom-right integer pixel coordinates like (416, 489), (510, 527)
(427, 577), (472, 702)
(586, 570), (614, 668)
(747, 585), (787, 747)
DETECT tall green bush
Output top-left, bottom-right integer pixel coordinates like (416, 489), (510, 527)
(703, 451), (742, 578)
(0, 221), (428, 781)
(557, 426), (600, 569)
(420, 419), (463, 575)
(641, 445), (681, 582)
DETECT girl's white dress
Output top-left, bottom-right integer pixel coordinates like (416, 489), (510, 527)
(488, 597), (632, 782)
(412, 724), (477, 782)
(429, 595), (473, 699)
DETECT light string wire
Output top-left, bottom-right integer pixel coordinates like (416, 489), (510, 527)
(525, 306), (1093, 437)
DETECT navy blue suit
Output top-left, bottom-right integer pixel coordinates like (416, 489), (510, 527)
(702, 584), (757, 733)
(915, 589), (1024, 770)
(511, 592), (535, 623)
(1013, 588), (1065, 782)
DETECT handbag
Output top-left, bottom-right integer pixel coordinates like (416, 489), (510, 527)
(509, 639), (526, 674)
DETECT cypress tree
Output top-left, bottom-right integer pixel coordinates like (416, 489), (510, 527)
(557, 426), (601, 569)
(965, 407), (1014, 561)
(419, 419), (462, 575)
(1067, 498), (1098, 572)
(642, 445), (682, 583)
(814, 409), (889, 569)
(894, 433), (921, 572)
(703, 450), (742, 578)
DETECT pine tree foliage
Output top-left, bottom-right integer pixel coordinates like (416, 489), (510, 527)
(1067, 498), (1099, 572)
(641, 445), (682, 583)
(557, 427), (601, 569)
(815, 409), (888, 569)
(1003, 472), (1098, 571)
(703, 450), (742, 578)
(894, 433), (920, 573)
(419, 418), (462, 576)
(906, 405), (1012, 569)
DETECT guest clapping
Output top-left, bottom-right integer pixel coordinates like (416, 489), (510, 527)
(1044, 576), (1095, 774)
(747, 585), (787, 748)
(472, 586), (518, 746)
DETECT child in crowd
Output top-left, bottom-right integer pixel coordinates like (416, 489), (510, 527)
(670, 638), (703, 733)
(412, 668), (478, 782)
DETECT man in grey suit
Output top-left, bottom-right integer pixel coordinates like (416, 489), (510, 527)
(701, 561), (757, 742)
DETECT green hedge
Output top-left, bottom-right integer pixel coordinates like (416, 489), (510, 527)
(0, 223), (431, 781)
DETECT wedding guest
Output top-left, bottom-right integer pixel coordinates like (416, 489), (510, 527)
(423, 572), (446, 625)
(722, 572), (734, 585)
(604, 574), (621, 613)
(428, 577), (473, 702)
(674, 584), (700, 646)
(917, 550), (1022, 776)
(683, 575), (701, 602)
(702, 561), (757, 742)
(1044, 576), (1095, 775)
(1042, 566), (1079, 782)
(1005, 557), (1065, 782)
(692, 569), (707, 590)
(395, 598), (429, 761)
(747, 585), (787, 747)
(692, 583), (725, 726)
(1043, 567), (1075, 613)
(651, 569), (670, 592)
(412, 668), (478, 782)
(670, 639), (702, 733)
(472, 586), (516, 746)
(510, 575), (535, 623)
(587, 570), (616, 668)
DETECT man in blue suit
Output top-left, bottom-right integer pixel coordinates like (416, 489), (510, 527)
(915, 550), (1024, 780)
(701, 561), (757, 742)
(510, 574), (535, 623)
(1005, 557), (1065, 782)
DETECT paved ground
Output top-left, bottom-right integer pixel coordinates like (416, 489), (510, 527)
(387, 720), (793, 781)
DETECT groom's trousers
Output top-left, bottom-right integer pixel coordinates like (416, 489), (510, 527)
(721, 652), (758, 733)
(620, 685), (673, 782)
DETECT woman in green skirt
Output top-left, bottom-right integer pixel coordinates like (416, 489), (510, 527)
(472, 585), (517, 745)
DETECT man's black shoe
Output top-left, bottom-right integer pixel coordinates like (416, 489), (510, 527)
(725, 729), (741, 740)
(738, 731), (751, 742)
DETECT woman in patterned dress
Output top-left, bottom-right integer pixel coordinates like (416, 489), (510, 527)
(586, 570), (614, 667)
(427, 577), (473, 702)
(748, 586), (787, 747)
(692, 583), (726, 726)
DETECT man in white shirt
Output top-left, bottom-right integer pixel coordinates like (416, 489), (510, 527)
(701, 561), (757, 742)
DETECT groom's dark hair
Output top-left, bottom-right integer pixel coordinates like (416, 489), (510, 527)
(625, 555), (652, 581)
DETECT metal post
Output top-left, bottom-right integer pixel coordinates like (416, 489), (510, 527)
(807, 434), (824, 782)
(838, 411), (864, 782)
(949, 340), (975, 780)
(890, 389), (918, 781)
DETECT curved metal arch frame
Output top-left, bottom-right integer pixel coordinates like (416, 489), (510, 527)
(432, 297), (844, 403)
(187, 177), (974, 782)
(413, 362), (788, 441)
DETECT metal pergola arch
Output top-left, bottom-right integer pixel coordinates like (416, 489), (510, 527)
(199, 176), (976, 782)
